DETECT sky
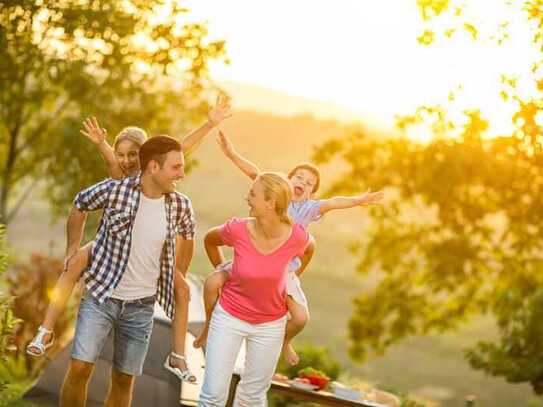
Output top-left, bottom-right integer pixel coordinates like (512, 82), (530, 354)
(185, 0), (538, 135)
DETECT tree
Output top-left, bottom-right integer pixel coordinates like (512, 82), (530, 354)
(313, 0), (543, 394)
(0, 0), (227, 224)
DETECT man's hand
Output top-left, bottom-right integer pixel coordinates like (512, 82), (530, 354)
(208, 94), (232, 125)
(81, 117), (107, 145)
(357, 189), (384, 206)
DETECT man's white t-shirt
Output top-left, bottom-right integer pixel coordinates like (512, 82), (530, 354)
(112, 193), (167, 300)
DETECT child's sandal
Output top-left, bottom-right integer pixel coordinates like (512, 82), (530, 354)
(163, 351), (197, 383)
(26, 326), (55, 357)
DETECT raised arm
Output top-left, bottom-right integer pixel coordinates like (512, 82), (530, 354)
(180, 94), (232, 154)
(68, 177), (116, 263)
(295, 235), (316, 277)
(217, 131), (260, 180)
(204, 226), (228, 268)
(81, 117), (124, 179)
(319, 189), (384, 215)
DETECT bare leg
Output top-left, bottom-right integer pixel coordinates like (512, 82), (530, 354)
(104, 368), (135, 407)
(193, 270), (229, 349)
(167, 273), (196, 381)
(282, 296), (309, 366)
(27, 243), (91, 355)
(60, 359), (94, 407)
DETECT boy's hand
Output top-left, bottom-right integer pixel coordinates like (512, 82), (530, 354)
(357, 189), (384, 206)
(217, 130), (235, 157)
(81, 117), (107, 145)
(208, 94), (232, 125)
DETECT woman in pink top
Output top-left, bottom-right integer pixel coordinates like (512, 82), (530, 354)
(198, 172), (313, 406)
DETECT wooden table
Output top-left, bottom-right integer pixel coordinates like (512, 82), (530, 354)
(226, 374), (383, 407)
(269, 379), (383, 407)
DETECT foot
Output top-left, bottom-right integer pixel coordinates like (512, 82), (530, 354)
(165, 352), (197, 383)
(26, 327), (54, 357)
(282, 342), (299, 366)
(193, 326), (208, 349)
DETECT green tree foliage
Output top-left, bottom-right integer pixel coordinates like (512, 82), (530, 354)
(0, 225), (22, 395)
(0, 0), (227, 223)
(314, 0), (543, 394)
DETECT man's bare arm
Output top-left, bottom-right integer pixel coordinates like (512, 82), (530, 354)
(66, 206), (87, 259)
(174, 237), (194, 277)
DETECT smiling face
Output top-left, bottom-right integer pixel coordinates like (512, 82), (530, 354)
(289, 168), (319, 202)
(148, 150), (185, 194)
(115, 139), (141, 176)
(245, 179), (271, 218)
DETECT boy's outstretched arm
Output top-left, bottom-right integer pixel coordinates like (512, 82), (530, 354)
(81, 117), (123, 179)
(319, 189), (384, 215)
(217, 130), (260, 180)
(180, 94), (232, 154)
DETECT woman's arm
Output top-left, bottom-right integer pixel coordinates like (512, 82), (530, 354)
(217, 131), (260, 180)
(81, 117), (124, 179)
(295, 235), (316, 277)
(319, 189), (384, 215)
(204, 226), (228, 268)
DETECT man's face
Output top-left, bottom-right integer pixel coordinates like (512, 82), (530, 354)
(289, 169), (317, 202)
(150, 150), (185, 193)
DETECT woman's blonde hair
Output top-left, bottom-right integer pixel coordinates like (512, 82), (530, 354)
(113, 127), (148, 150)
(256, 172), (292, 225)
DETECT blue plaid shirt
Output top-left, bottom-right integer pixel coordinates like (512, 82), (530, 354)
(74, 174), (195, 319)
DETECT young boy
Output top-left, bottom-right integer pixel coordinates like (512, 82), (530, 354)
(193, 131), (383, 365)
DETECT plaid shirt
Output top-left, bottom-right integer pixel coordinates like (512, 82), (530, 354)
(74, 174), (195, 319)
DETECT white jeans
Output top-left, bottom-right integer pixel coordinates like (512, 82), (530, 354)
(198, 303), (287, 407)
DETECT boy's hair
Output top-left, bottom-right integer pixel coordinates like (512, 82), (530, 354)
(139, 135), (182, 172)
(287, 163), (321, 193)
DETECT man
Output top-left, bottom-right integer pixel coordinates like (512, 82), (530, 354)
(60, 135), (195, 407)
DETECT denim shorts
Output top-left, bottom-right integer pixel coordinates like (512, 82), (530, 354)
(71, 291), (155, 376)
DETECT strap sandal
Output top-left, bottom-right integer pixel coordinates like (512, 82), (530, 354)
(163, 351), (197, 384)
(26, 326), (55, 357)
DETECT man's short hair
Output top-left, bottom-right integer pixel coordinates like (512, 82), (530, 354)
(139, 135), (182, 172)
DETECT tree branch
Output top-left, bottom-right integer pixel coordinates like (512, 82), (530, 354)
(6, 178), (40, 224)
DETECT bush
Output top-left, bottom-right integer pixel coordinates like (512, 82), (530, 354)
(6, 253), (80, 378)
(270, 342), (342, 407)
(0, 225), (23, 397)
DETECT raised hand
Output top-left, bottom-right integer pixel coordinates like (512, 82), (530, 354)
(208, 94), (232, 125)
(357, 189), (384, 206)
(216, 130), (235, 157)
(80, 117), (107, 145)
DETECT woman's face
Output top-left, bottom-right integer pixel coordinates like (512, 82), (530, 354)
(246, 179), (272, 218)
(115, 139), (140, 176)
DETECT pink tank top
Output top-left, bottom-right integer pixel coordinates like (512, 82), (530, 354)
(219, 218), (309, 324)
